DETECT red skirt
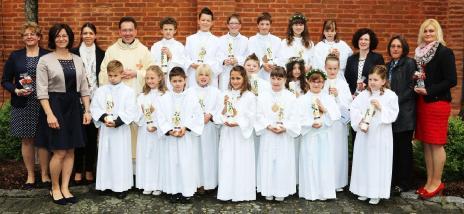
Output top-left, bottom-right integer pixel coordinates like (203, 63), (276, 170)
(415, 96), (450, 144)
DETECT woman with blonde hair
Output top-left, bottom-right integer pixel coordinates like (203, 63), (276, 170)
(413, 18), (457, 199)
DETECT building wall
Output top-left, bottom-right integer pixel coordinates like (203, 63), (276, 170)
(1, 0), (462, 113)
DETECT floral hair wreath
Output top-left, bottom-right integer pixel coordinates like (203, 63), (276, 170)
(288, 56), (304, 63)
(305, 68), (327, 80)
(290, 14), (307, 22)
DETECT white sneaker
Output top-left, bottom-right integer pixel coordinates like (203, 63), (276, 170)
(358, 196), (368, 201)
(369, 198), (380, 205)
(336, 188), (344, 192)
(142, 190), (152, 195)
(265, 196), (274, 201)
(152, 190), (162, 196)
(275, 197), (284, 201)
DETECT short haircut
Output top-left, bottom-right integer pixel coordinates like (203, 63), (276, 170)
(159, 16), (177, 29)
(107, 60), (124, 74)
(257, 12), (272, 24)
(169, 66), (187, 81)
(199, 7), (214, 20)
(21, 21), (42, 38)
(387, 35), (410, 58)
(270, 66), (287, 78)
(320, 19), (339, 42)
(227, 13), (241, 24)
(244, 53), (260, 67)
(351, 28), (378, 50)
(48, 23), (74, 50)
(417, 18), (445, 46)
(119, 16), (137, 29)
(196, 64), (212, 84)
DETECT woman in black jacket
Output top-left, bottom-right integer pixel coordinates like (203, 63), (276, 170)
(386, 35), (417, 195)
(1, 22), (51, 189)
(345, 28), (384, 95)
(70, 22), (105, 185)
(414, 19), (457, 199)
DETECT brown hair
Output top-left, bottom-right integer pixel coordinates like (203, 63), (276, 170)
(229, 65), (251, 96)
(107, 60), (124, 74)
(320, 19), (339, 42)
(159, 16), (177, 29)
(285, 57), (308, 93)
(367, 65), (390, 95)
(257, 12), (272, 24)
(270, 66), (286, 78)
(305, 72), (325, 91)
(21, 22), (42, 38)
(286, 12), (311, 48)
(143, 65), (167, 95)
(227, 13), (241, 24)
(244, 53), (260, 67)
(325, 53), (340, 66)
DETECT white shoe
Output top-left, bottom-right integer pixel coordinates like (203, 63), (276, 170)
(152, 190), (162, 196)
(357, 196), (368, 201)
(142, 190), (152, 195)
(265, 196), (274, 201)
(336, 188), (344, 192)
(275, 197), (284, 201)
(369, 198), (380, 205)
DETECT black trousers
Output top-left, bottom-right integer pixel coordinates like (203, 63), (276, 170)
(74, 121), (98, 174)
(391, 130), (414, 190)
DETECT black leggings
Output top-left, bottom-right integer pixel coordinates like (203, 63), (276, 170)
(391, 130), (414, 190)
(74, 121), (98, 174)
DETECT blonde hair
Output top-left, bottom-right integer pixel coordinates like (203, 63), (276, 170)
(417, 19), (446, 46)
(21, 21), (42, 37)
(367, 65), (390, 95)
(143, 65), (167, 95)
(107, 60), (124, 74)
(195, 64), (212, 85)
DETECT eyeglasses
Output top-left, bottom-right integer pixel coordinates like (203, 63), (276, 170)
(55, 34), (68, 39)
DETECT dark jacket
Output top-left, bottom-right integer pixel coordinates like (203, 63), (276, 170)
(345, 51), (385, 94)
(1, 48), (50, 107)
(422, 44), (457, 103)
(70, 45), (105, 87)
(387, 57), (417, 132)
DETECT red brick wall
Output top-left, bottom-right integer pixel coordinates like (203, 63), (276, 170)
(1, 0), (463, 114)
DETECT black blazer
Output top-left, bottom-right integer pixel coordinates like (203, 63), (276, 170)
(422, 44), (457, 103)
(70, 45), (105, 86)
(1, 48), (50, 108)
(345, 51), (385, 94)
(387, 57), (417, 132)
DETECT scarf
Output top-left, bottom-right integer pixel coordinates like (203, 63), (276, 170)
(414, 41), (439, 73)
(79, 43), (97, 97)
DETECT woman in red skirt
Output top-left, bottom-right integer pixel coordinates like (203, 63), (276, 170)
(413, 19), (457, 199)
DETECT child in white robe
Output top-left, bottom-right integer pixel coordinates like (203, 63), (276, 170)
(248, 12), (281, 81)
(298, 69), (341, 201)
(150, 17), (187, 90)
(322, 54), (353, 192)
(349, 65), (399, 205)
(135, 66), (167, 196)
(217, 14), (249, 91)
(190, 64), (221, 192)
(215, 65), (256, 202)
(278, 12), (314, 71)
(256, 66), (300, 201)
(185, 7), (220, 88)
(156, 67), (204, 203)
(312, 20), (353, 79)
(91, 60), (137, 199)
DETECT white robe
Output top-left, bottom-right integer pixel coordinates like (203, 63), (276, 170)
(135, 89), (164, 192)
(156, 90), (204, 197)
(278, 38), (315, 69)
(217, 33), (249, 91)
(255, 89), (300, 198)
(323, 77), (353, 189)
(349, 89), (399, 199)
(215, 90), (256, 201)
(185, 31), (220, 88)
(312, 40), (353, 79)
(91, 83), (137, 192)
(190, 85), (221, 190)
(248, 33), (281, 81)
(298, 91), (341, 200)
(250, 76), (272, 166)
(150, 38), (188, 90)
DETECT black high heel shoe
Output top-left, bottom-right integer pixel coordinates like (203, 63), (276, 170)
(49, 190), (67, 205)
(63, 195), (78, 204)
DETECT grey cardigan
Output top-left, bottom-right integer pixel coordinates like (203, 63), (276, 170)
(36, 52), (90, 99)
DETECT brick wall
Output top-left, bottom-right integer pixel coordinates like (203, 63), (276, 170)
(1, 0), (463, 114)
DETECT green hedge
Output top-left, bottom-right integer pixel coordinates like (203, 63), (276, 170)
(0, 101), (21, 161)
(413, 117), (464, 181)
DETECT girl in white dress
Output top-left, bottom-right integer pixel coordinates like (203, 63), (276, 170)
(256, 66), (300, 201)
(156, 67), (204, 203)
(313, 20), (353, 79)
(190, 64), (221, 193)
(349, 65), (399, 205)
(298, 69), (341, 201)
(322, 54), (353, 192)
(215, 65), (256, 202)
(135, 65), (167, 196)
(278, 12), (314, 71)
